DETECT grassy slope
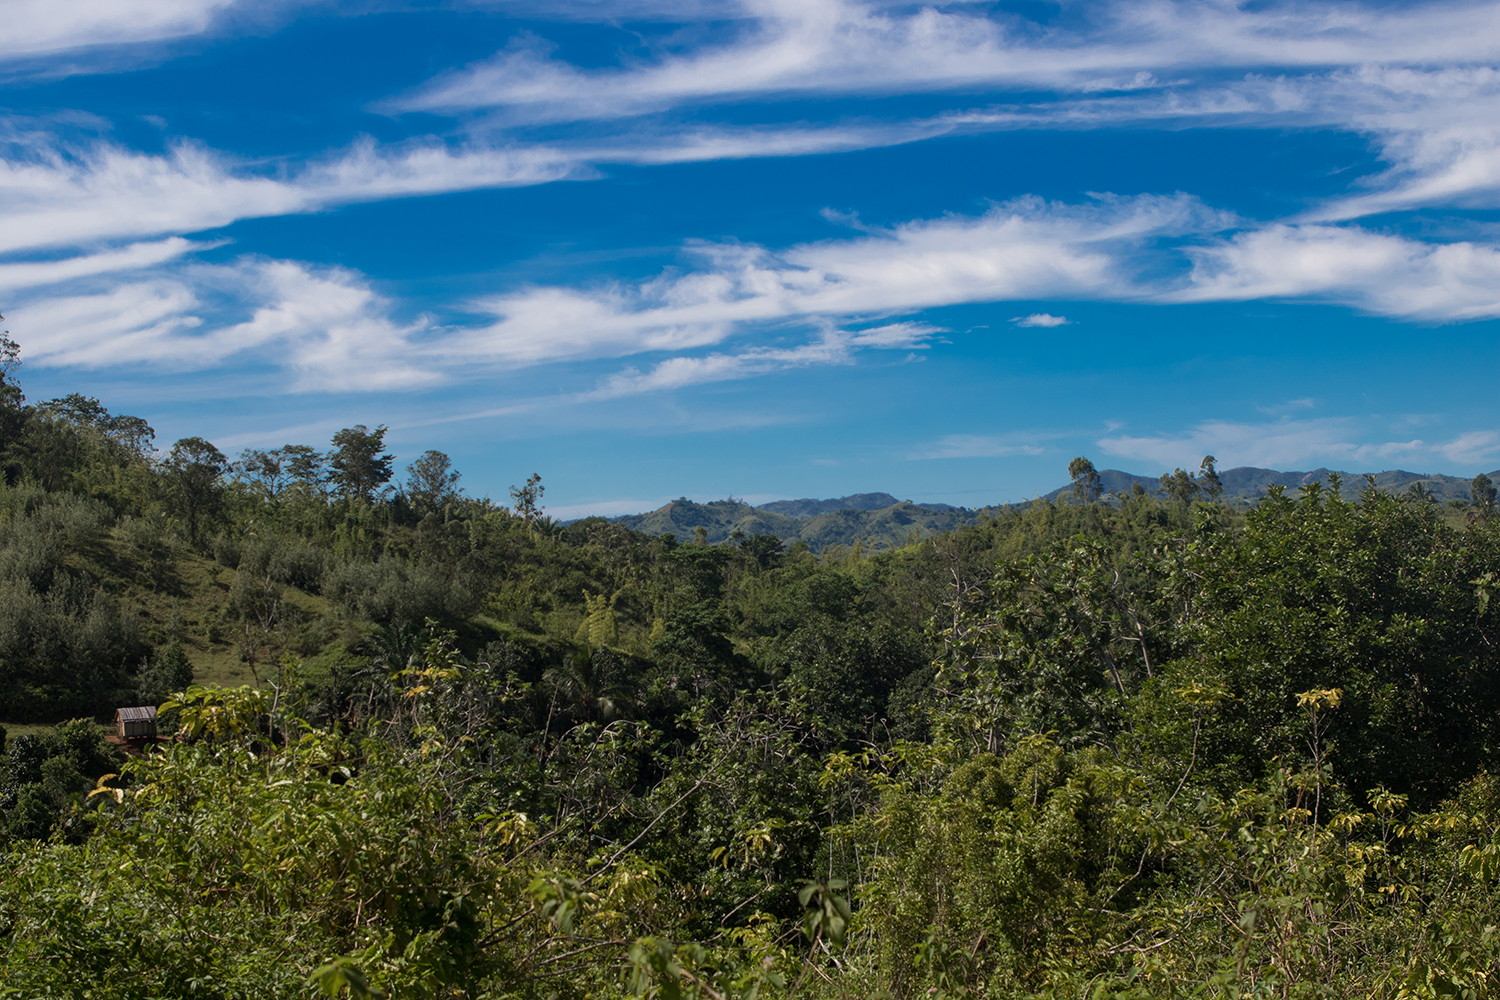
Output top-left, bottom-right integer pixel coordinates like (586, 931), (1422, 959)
(125, 553), (340, 689)
(2, 535), (346, 730)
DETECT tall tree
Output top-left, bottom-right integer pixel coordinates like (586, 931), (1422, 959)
(234, 448), (290, 500)
(405, 450), (462, 511)
(40, 393), (155, 457)
(510, 473), (545, 533)
(1199, 455), (1224, 501)
(0, 331), (27, 475)
(282, 445), (328, 494)
(1068, 457), (1104, 505)
(0, 327), (21, 410)
(39, 393), (108, 426)
(328, 425), (393, 502)
(1472, 472), (1497, 520)
(1159, 467), (1201, 505)
(162, 437), (228, 543)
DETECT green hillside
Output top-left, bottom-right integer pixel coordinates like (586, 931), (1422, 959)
(9, 352), (1500, 997)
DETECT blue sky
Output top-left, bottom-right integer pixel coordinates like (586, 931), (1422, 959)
(7, 1), (1500, 516)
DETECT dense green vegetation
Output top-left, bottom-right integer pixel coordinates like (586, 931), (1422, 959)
(5, 336), (1500, 997)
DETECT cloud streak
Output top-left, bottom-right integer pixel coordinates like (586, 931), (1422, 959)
(911, 433), (1051, 460)
(1099, 417), (1500, 470)
(20, 192), (1500, 399)
(449, 194), (1219, 366)
(1176, 223), (1500, 320)
(380, 1), (1500, 222)
(3, 0), (242, 61)
(587, 321), (938, 398)
(394, 0), (1500, 120)
(0, 131), (591, 255)
(15, 258), (439, 392)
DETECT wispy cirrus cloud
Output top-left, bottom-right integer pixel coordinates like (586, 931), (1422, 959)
(449, 193), (1218, 366)
(380, 1), (1500, 223)
(0, 131), (591, 255)
(0, 119), (976, 257)
(3, 0), (242, 61)
(951, 64), (1500, 220)
(22, 191), (1500, 399)
(443, 198), (1500, 374)
(0, 238), (206, 293)
(392, 0), (1500, 121)
(910, 433), (1052, 460)
(588, 321), (938, 398)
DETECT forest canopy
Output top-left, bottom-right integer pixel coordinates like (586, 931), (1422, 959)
(3, 339), (1500, 998)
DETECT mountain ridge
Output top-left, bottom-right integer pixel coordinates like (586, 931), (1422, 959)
(578, 466), (1500, 551)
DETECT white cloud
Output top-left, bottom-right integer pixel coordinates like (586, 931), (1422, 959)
(0, 132), (590, 255)
(393, 0), (1500, 121)
(0, 121), (977, 258)
(1177, 223), (1500, 320)
(588, 322), (938, 398)
(14, 258), (439, 392)
(1031, 65), (1500, 220)
(452, 194), (1217, 365)
(0, 238), (205, 293)
(1435, 430), (1500, 465)
(8, 0), (1500, 289)
(906, 65), (1500, 221)
(2, 0), (241, 61)
(1098, 418), (1500, 470)
(1100, 418), (1361, 469)
(374, 2), (1500, 222)
(912, 434), (1050, 460)
(848, 321), (939, 348)
(15, 192), (1500, 399)
(1011, 312), (1069, 327)
(442, 199), (1500, 378)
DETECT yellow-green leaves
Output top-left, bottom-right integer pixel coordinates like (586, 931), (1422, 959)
(159, 683), (271, 741)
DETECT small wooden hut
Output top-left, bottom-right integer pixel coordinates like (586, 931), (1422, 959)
(115, 706), (158, 739)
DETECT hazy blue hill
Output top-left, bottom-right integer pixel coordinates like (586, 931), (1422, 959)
(1215, 467), (1326, 494)
(605, 496), (996, 550)
(756, 492), (964, 517)
(1040, 469), (1158, 502)
(1043, 466), (1500, 504)
(598, 465), (1500, 552)
(757, 492), (905, 517)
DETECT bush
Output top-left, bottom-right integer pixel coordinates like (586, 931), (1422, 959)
(137, 639), (195, 705)
(323, 557), (478, 628)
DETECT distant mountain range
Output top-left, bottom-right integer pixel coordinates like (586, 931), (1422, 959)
(586, 467), (1500, 551)
(1038, 467), (1500, 505)
(601, 495), (990, 551)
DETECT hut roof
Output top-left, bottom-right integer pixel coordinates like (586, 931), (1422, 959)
(116, 706), (158, 722)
